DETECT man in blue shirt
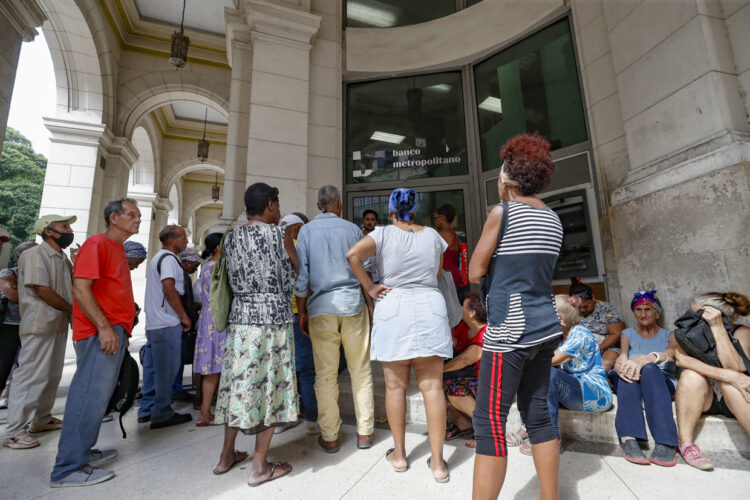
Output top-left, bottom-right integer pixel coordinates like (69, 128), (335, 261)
(295, 185), (374, 453)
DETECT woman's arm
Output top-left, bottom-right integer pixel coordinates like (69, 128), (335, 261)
(551, 349), (574, 366)
(444, 345), (482, 372)
(0, 276), (18, 303)
(346, 237), (390, 300)
(600, 321), (625, 351)
(283, 227), (299, 275)
(439, 228), (454, 248)
(675, 344), (750, 401)
(613, 333), (637, 382)
(468, 205), (503, 284)
(702, 307), (745, 372)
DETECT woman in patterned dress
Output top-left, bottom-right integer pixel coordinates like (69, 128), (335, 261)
(193, 232), (225, 426)
(212, 183), (299, 487)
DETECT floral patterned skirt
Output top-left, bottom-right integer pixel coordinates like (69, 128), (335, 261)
(214, 323), (298, 434)
(443, 377), (478, 398)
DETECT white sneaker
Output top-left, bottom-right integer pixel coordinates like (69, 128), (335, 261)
(304, 421), (320, 435)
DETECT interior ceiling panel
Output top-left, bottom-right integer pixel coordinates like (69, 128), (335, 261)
(133, 0), (234, 35)
(171, 102), (228, 124)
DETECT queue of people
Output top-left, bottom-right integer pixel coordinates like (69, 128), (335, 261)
(0, 133), (747, 497)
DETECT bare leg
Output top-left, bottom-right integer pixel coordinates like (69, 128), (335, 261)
(200, 373), (220, 422)
(473, 455), (506, 499)
(413, 356), (448, 480)
(676, 369), (713, 445)
(382, 360), (411, 470)
(719, 382), (750, 435)
(532, 439), (560, 500)
(601, 350), (619, 372)
(247, 427), (291, 484)
(448, 395), (476, 421)
(215, 424), (247, 473)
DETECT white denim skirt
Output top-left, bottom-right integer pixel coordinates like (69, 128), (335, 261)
(370, 287), (453, 362)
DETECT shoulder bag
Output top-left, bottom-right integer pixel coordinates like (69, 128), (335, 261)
(673, 308), (750, 373)
(210, 229), (233, 332)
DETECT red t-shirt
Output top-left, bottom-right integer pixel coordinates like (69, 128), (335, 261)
(72, 234), (135, 341)
(451, 322), (487, 377)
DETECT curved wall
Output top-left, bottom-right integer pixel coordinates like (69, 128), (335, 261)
(344, 0), (565, 77)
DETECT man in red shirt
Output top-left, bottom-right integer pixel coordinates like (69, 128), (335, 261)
(50, 198), (141, 488)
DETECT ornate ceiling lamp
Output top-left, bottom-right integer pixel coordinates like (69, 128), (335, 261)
(197, 107), (209, 162)
(211, 172), (220, 202)
(169, 0), (190, 68)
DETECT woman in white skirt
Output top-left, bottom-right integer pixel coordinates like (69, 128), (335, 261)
(347, 188), (452, 483)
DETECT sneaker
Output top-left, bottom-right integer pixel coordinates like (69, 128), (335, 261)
(274, 419), (301, 434)
(102, 413), (114, 423)
(680, 443), (713, 470)
(619, 439), (650, 465)
(89, 448), (118, 467)
(649, 444), (678, 467)
(3, 431), (39, 449)
(0, 397), (8, 409)
(50, 466), (115, 488)
(305, 421), (320, 435)
(29, 417), (63, 433)
(150, 412), (192, 429)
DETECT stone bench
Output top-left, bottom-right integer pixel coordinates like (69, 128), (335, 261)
(336, 362), (750, 454)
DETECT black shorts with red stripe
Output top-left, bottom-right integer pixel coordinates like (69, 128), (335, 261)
(472, 339), (559, 457)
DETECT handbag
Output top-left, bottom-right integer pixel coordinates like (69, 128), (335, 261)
(673, 308), (750, 373)
(479, 202), (508, 307)
(209, 229), (233, 332)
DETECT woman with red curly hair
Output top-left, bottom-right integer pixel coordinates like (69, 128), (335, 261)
(469, 134), (563, 499)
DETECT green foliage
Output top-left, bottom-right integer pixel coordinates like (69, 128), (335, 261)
(0, 127), (46, 266)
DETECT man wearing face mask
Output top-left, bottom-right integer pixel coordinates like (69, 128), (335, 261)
(3, 215), (76, 450)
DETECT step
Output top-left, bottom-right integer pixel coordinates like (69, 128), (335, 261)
(336, 362), (750, 455)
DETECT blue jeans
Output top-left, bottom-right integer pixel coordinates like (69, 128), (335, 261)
(294, 314), (317, 422)
(547, 368), (584, 435)
(51, 327), (128, 481)
(608, 363), (678, 446)
(171, 337), (187, 394)
(139, 325), (182, 423)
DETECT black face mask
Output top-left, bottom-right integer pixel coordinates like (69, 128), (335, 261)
(50, 231), (75, 249)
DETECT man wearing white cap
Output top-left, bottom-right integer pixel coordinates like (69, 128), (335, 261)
(3, 214), (76, 450)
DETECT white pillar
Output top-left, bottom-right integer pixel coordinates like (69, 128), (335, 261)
(149, 196), (172, 261)
(99, 133), (139, 232)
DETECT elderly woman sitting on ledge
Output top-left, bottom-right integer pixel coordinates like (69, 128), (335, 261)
(608, 290), (679, 467)
(675, 292), (750, 471)
(443, 292), (486, 448)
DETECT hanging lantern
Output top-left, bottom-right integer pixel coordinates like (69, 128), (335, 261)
(211, 172), (220, 202)
(197, 107), (209, 162)
(169, 0), (190, 68)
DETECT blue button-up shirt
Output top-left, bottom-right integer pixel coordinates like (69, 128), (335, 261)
(295, 213), (366, 318)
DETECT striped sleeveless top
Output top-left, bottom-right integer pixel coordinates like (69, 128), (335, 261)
(484, 201), (564, 353)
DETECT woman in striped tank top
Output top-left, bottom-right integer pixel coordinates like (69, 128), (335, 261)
(469, 134), (563, 499)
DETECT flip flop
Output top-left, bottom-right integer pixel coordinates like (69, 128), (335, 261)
(465, 439), (477, 449)
(426, 457), (450, 483)
(386, 448), (408, 472)
(445, 422), (473, 441)
(213, 450), (249, 475)
(247, 461), (292, 487)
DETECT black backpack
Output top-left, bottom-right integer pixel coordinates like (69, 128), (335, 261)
(673, 309), (750, 373)
(106, 351), (139, 438)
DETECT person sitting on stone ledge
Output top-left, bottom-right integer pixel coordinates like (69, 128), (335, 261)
(608, 290), (679, 467)
(569, 279), (625, 371)
(674, 291), (750, 471)
(443, 291), (487, 449)
(517, 294), (613, 455)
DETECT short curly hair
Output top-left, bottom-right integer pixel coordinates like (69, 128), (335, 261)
(464, 291), (487, 324)
(500, 134), (555, 195)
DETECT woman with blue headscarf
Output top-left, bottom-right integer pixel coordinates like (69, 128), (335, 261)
(347, 188), (452, 483)
(608, 290), (680, 467)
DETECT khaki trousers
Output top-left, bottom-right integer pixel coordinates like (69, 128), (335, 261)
(5, 330), (68, 437)
(309, 305), (374, 441)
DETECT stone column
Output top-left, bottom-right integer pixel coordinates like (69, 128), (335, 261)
(0, 0), (45, 154)
(99, 133), (139, 232)
(149, 196), (172, 262)
(40, 116), (108, 243)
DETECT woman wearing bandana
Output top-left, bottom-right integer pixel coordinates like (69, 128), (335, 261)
(608, 290), (679, 466)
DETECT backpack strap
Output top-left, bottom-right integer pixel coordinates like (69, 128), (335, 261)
(156, 252), (183, 307)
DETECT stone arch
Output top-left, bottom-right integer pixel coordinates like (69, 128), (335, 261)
(168, 183), (180, 225)
(161, 159), (225, 199)
(38, 0), (114, 124)
(116, 71), (230, 140)
(186, 198), (224, 223)
(129, 126), (156, 188)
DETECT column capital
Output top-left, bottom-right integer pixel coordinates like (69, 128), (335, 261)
(43, 116), (106, 147)
(0, 0), (46, 42)
(152, 195), (173, 213)
(244, 0), (321, 46)
(101, 134), (140, 168)
(127, 190), (158, 206)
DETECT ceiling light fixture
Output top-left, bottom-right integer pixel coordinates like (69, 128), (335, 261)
(425, 84), (452, 93)
(211, 172), (220, 202)
(370, 131), (405, 144)
(169, 0), (190, 69)
(347, 2), (398, 28)
(478, 96), (503, 114)
(197, 107), (209, 162)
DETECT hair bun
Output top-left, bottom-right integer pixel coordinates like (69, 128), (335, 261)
(724, 292), (750, 316)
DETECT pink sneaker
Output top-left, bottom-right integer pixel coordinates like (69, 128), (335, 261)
(680, 443), (713, 470)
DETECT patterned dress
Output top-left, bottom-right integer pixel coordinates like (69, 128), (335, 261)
(558, 324), (613, 411)
(214, 224), (298, 434)
(193, 260), (227, 375)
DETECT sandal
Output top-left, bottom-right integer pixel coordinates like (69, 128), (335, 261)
(3, 432), (40, 449)
(465, 439), (477, 449)
(445, 422), (473, 441)
(247, 461), (292, 487)
(507, 425), (529, 448)
(213, 450), (249, 475)
(196, 414), (215, 427)
(385, 448), (408, 472)
(426, 457), (450, 483)
(519, 438), (564, 456)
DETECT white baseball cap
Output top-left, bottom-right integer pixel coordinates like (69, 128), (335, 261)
(279, 214), (304, 227)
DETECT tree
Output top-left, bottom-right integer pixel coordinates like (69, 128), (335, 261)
(0, 127), (46, 266)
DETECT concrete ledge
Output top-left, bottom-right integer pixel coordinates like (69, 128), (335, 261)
(337, 363), (750, 455)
